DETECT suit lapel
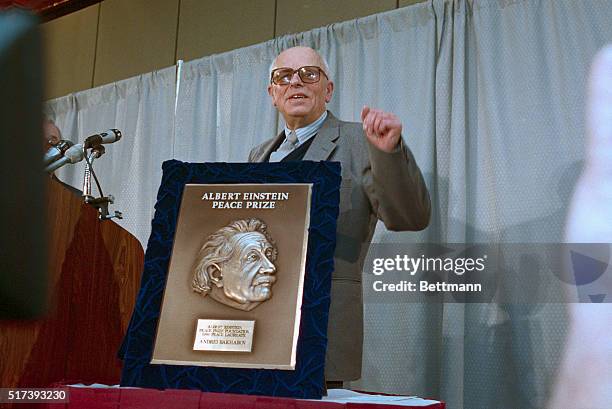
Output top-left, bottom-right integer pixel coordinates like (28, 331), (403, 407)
(303, 111), (341, 161)
(256, 130), (285, 162)
(255, 111), (341, 162)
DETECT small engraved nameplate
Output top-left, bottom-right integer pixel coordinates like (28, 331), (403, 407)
(193, 319), (255, 352)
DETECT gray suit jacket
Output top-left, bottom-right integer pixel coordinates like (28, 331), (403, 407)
(248, 112), (431, 381)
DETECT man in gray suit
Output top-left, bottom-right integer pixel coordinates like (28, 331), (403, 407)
(249, 46), (431, 385)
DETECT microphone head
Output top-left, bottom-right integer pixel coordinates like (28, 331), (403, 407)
(43, 145), (62, 165)
(83, 129), (122, 148)
(109, 129), (122, 142)
(65, 144), (84, 164)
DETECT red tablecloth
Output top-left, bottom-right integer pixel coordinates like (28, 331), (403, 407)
(42, 387), (445, 409)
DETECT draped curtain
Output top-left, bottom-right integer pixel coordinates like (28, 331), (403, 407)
(44, 1), (612, 408)
(45, 66), (177, 245)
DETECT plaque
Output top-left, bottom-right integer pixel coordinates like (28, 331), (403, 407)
(120, 160), (341, 399)
(152, 183), (311, 369)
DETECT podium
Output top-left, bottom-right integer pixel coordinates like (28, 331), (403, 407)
(0, 178), (144, 388)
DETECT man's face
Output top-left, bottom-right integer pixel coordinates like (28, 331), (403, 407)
(43, 120), (61, 148)
(221, 232), (277, 304)
(268, 47), (334, 129)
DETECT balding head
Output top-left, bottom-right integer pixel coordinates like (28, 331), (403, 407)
(270, 46), (331, 80)
(42, 118), (61, 148)
(267, 46), (334, 129)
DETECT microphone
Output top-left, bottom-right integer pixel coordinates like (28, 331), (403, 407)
(44, 144), (84, 173)
(83, 129), (122, 149)
(43, 140), (74, 165)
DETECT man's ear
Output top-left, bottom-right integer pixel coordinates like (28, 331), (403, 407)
(325, 80), (334, 103)
(206, 263), (223, 287)
(267, 84), (276, 107)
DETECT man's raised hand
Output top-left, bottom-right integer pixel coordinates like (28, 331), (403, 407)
(360, 106), (403, 153)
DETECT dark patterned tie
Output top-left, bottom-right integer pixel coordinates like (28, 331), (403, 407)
(269, 131), (298, 162)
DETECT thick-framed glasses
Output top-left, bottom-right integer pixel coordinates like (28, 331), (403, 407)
(270, 66), (328, 85)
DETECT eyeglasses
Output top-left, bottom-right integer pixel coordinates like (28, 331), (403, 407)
(270, 66), (328, 85)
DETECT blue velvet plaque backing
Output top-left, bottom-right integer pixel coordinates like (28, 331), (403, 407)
(120, 160), (340, 399)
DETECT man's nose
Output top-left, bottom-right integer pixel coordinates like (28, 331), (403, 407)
(289, 71), (303, 86)
(261, 256), (276, 274)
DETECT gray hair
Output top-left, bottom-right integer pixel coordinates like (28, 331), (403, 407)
(192, 218), (276, 295)
(268, 50), (332, 81)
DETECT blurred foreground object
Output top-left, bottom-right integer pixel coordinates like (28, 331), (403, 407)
(548, 45), (612, 409)
(0, 9), (47, 319)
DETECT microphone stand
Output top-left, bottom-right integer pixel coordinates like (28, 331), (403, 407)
(81, 144), (123, 221)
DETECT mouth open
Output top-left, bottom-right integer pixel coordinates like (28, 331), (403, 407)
(289, 94), (308, 100)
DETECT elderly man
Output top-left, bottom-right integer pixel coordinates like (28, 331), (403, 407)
(43, 118), (62, 147)
(248, 46), (431, 384)
(43, 118), (82, 196)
